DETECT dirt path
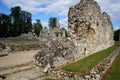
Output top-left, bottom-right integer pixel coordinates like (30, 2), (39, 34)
(0, 50), (39, 68)
(0, 50), (47, 80)
(5, 67), (45, 80)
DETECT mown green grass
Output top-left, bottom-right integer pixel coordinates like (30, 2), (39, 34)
(105, 52), (120, 80)
(3, 40), (46, 45)
(62, 44), (120, 74)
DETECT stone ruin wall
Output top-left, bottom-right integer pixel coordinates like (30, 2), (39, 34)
(68, 0), (114, 59)
(34, 38), (75, 69)
(34, 0), (115, 74)
(44, 47), (120, 80)
(7, 44), (42, 52)
(0, 42), (42, 52)
(39, 19), (66, 41)
(0, 32), (38, 41)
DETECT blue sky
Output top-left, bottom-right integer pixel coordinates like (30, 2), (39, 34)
(0, 0), (120, 30)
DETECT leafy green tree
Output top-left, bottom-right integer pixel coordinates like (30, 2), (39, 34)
(20, 11), (32, 33)
(10, 6), (21, 36)
(10, 6), (32, 36)
(0, 6), (32, 37)
(114, 29), (120, 41)
(33, 19), (43, 36)
(49, 17), (57, 28)
(0, 13), (11, 37)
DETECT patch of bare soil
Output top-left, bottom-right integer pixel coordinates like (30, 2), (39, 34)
(0, 50), (39, 68)
(0, 50), (45, 80)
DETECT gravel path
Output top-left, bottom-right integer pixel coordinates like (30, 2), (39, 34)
(5, 67), (45, 80)
(0, 50), (39, 68)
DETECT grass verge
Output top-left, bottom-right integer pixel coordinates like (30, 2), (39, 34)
(103, 52), (120, 80)
(62, 44), (120, 74)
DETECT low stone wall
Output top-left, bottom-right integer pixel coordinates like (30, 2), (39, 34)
(41, 47), (120, 80)
(7, 44), (42, 52)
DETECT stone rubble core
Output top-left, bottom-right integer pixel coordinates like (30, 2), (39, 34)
(34, 38), (75, 70)
(7, 44), (42, 52)
(34, 0), (115, 77)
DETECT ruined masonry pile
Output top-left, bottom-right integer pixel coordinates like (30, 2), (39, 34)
(34, 38), (75, 69)
(34, 0), (114, 76)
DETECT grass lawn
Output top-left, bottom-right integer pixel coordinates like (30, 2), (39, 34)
(62, 44), (120, 74)
(104, 52), (120, 80)
(2, 40), (46, 45)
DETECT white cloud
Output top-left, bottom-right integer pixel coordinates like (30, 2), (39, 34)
(32, 20), (48, 28)
(60, 17), (68, 29)
(41, 21), (48, 27)
(96, 0), (120, 22)
(2, 0), (120, 21)
(2, 0), (79, 15)
(40, 0), (79, 16)
(2, 0), (120, 29)
(114, 26), (120, 31)
(2, 0), (54, 13)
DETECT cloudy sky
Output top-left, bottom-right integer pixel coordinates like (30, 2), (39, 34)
(0, 0), (120, 30)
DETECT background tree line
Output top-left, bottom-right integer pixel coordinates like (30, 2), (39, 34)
(49, 17), (58, 28)
(0, 6), (61, 38)
(114, 29), (120, 41)
(0, 6), (32, 37)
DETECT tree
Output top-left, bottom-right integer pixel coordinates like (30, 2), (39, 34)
(10, 6), (21, 36)
(0, 6), (32, 37)
(49, 17), (57, 28)
(20, 11), (32, 33)
(114, 29), (120, 41)
(10, 6), (32, 36)
(0, 13), (11, 37)
(33, 19), (43, 36)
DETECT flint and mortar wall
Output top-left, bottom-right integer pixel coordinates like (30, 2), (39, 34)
(45, 47), (120, 80)
(7, 44), (42, 52)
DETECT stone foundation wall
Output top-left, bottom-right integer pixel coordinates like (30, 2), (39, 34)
(7, 44), (42, 52)
(40, 47), (120, 80)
